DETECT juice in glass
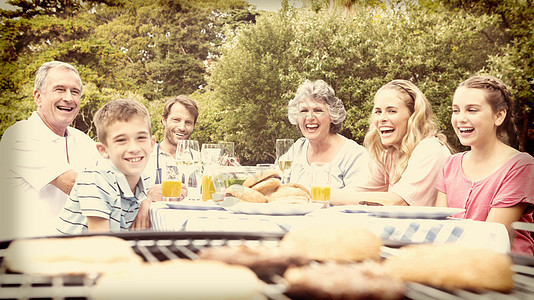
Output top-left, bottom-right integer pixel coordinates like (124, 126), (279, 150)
(202, 174), (216, 201)
(162, 179), (181, 201)
(311, 185), (331, 202)
(311, 162), (331, 207)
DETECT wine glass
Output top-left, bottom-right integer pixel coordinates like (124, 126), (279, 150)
(218, 141), (235, 166)
(276, 138), (294, 184)
(201, 144), (222, 166)
(175, 140), (201, 200)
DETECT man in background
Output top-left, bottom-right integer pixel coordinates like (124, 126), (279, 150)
(132, 95), (199, 228)
(145, 95), (198, 188)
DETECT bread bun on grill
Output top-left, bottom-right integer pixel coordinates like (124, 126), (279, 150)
(225, 184), (267, 203)
(280, 224), (382, 262)
(4, 236), (142, 275)
(92, 259), (267, 300)
(384, 244), (514, 292)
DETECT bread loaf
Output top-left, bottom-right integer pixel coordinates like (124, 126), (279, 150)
(280, 224), (382, 262)
(4, 235), (142, 275)
(225, 184), (267, 203)
(384, 244), (514, 292)
(92, 259), (267, 300)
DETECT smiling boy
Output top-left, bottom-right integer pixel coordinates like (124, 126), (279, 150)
(57, 99), (155, 234)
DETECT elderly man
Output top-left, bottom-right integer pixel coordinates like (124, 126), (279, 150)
(0, 61), (101, 238)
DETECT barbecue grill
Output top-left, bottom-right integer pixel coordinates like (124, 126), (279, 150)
(0, 231), (533, 299)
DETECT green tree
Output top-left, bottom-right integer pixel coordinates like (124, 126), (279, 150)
(0, 0), (258, 139)
(203, 3), (503, 164)
(204, 11), (298, 163)
(92, 0), (256, 100)
(0, 0), (127, 136)
(432, 0), (534, 152)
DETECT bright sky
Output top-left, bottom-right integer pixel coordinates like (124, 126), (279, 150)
(0, 0), (14, 10)
(248, 0), (283, 11)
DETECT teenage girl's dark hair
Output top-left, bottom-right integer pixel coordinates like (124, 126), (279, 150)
(458, 75), (519, 148)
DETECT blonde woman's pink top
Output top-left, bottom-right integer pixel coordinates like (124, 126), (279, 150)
(356, 137), (451, 206)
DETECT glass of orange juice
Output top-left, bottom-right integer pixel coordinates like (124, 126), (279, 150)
(311, 162), (331, 207)
(201, 172), (216, 201)
(162, 163), (181, 201)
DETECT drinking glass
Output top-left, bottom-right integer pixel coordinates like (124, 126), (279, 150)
(175, 140), (201, 200)
(276, 139), (294, 184)
(161, 162), (181, 201)
(218, 141), (235, 166)
(201, 144), (222, 201)
(311, 162), (331, 207)
(201, 144), (222, 165)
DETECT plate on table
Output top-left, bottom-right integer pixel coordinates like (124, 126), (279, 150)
(221, 198), (324, 215)
(340, 205), (465, 219)
(165, 200), (225, 211)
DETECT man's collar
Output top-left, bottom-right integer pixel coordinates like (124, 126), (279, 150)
(29, 112), (70, 139)
(158, 141), (176, 158)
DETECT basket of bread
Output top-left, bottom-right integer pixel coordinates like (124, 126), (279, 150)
(211, 168), (323, 215)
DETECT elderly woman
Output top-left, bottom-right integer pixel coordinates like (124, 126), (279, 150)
(286, 79), (370, 189)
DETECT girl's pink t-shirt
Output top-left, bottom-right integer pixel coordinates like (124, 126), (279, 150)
(436, 152), (534, 255)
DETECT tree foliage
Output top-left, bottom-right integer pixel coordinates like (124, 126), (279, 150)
(434, 0), (534, 153)
(0, 0), (255, 137)
(1, 0), (532, 165)
(202, 2), (513, 164)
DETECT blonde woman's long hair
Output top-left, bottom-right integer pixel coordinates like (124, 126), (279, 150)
(364, 80), (450, 185)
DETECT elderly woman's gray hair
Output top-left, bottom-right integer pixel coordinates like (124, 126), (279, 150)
(288, 79), (346, 133)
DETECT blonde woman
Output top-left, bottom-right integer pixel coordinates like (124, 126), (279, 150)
(332, 80), (452, 206)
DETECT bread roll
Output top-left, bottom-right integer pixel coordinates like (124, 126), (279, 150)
(92, 259), (267, 300)
(225, 184), (267, 203)
(278, 183), (311, 197)
(268, 183), (311, 202)
(280, 224), (382, 262)
(4, 235), (142, 275)
(251, 177), (281, 195)
(384, 244), (514, 292)
(243, 170), (281, 188)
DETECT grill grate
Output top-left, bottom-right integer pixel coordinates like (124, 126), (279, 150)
(0, 231), (533, 300)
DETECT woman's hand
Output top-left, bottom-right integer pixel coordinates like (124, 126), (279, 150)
(331, 189), (407, 206)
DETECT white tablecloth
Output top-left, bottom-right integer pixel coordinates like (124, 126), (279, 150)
(149, 202), (511, 253)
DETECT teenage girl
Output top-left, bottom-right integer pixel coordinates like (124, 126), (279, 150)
(436, 75), (534, 255)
